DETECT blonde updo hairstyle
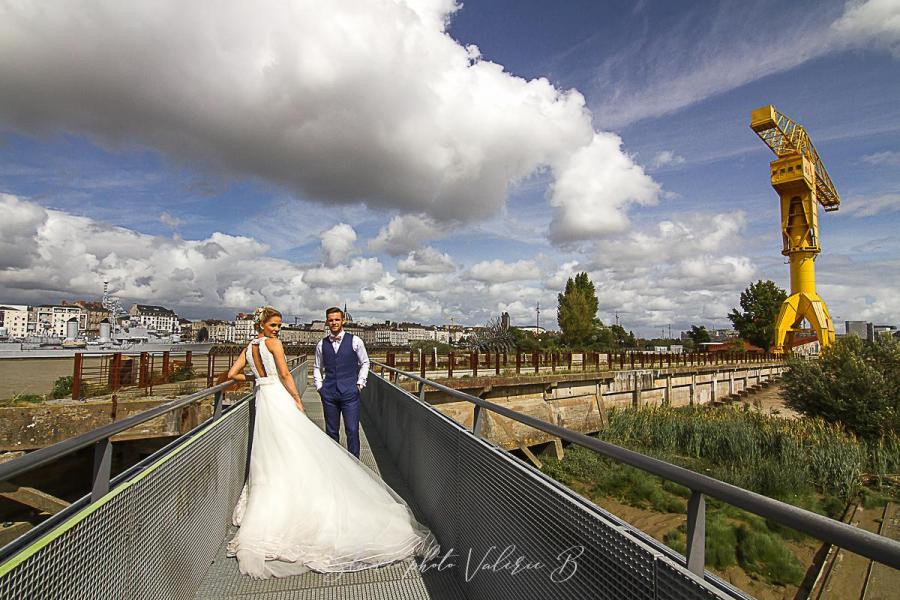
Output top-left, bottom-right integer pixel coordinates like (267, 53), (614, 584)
(253, 306), (283, 333)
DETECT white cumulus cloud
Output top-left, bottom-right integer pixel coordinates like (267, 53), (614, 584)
(397, 247), (456, 274)
(467, 259), (541, 283)
(0, 0), (659, 241)
(320, 223), (357, 266)
(548, 132), (660, 242)
(369, 214), (448, 255)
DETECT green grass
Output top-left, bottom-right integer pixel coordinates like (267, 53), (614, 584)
(539, 404), (900, 587)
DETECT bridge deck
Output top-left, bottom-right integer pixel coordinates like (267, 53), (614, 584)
(193, 387), (465, 600)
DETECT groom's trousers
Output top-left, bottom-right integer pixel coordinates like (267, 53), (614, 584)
(320, 389), (361, 458)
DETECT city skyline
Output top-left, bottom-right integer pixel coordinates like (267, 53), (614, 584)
(1, 1), (898, 336)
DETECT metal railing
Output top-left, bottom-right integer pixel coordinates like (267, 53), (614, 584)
(374, 361), (900, 575)
(0, 358), (307, 600)
(0, 355), (306, 557)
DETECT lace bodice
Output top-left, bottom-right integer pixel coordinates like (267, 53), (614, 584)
(246, 337), (279, 384)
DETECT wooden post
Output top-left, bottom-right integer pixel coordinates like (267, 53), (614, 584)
(471, 351), (478, 377)
(515, 351), (522, 375)
(551, 352), (556, 373)
(110, 353), (122, 391)
(567, 352), (573, 371)
(595, 352), (601, 371)
(629, 353), (635, 369)
(667, 353), (672, 368)
(162, 351), (171, 379)
(72, 353), (83, 400)
(185, 350), (192, 369)
(409, 350), (415, 371)
(640, 353), (645, 368)
(140, 352), (150, 389)
(533, 351), (539, 374)
(619, 352), (625, 369)
(420, 349), (426, 379)
(495, 351), (500, 375)
(582, 352), (588, 371)
(607, 352), (613, 369)
(448, 351), (454, 377)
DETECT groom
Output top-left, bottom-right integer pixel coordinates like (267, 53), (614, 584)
(313, 306), (370, 458)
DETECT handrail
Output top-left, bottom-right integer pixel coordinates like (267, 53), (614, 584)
(0, 356), (307, 500)
(373, 360), (900, 573)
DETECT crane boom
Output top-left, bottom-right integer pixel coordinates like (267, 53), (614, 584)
(750, 105), (840, 211)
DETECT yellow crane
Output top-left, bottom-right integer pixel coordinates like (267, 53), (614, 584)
(750, 105), (839, 354)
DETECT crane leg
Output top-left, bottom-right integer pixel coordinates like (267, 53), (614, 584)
(773, 292), (835, 354)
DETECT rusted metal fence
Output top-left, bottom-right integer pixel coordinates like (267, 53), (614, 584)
(380, 349), (783, 381)
(71, 350), (199, 400)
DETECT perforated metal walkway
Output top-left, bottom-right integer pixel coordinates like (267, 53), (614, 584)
(192, 387), (466, 600)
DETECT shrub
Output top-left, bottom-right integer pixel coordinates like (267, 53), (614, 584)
(51, 376), (73, 399)
(169, 366), (196, 382)
(782, 335), (900, 441)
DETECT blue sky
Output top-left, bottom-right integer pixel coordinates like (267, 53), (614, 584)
(1, 0), (898, 335)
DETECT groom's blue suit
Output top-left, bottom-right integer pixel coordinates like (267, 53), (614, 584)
(319, 333), (362, 458)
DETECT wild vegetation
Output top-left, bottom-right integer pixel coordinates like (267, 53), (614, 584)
(540, 404), (899, 587)
(783, 334), (900, 441)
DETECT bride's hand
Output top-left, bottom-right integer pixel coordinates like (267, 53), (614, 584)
(293, 397), (305, 413)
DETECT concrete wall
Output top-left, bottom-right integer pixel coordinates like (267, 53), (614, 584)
(426, 365), (784, 452)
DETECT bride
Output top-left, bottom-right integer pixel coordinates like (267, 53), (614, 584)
(223, 306), (437, 579)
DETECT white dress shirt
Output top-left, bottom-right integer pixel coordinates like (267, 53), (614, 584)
(313, 330), (370, 391)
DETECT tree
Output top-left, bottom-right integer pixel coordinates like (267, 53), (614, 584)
(782, 335), (900, 440)
(728, 280), (787, 351)
(557, 272), (599, 347)
(687, 325), (711, 346)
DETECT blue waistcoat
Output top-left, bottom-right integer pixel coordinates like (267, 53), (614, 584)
(321, 333), (358, 397)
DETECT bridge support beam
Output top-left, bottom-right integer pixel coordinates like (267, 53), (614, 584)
(686, 491), (706, 576)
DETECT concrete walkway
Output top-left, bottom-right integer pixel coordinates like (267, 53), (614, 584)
(193, 387), (464, 600)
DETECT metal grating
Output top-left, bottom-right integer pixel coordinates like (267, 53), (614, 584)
(361, 374), (749, 600)
(0, 399), (252, 600)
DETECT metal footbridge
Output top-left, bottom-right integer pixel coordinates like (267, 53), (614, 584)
(1, 359), (898, 599)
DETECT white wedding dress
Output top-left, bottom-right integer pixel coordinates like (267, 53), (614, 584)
(225, 337), (438, 579)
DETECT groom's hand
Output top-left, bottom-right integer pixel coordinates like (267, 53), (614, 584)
(357, 384), (363, 393)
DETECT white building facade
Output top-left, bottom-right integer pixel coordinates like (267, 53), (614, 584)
(30, 305), (87, 337)
(129, 304), (179, 334)
(0, 305), (29, 338)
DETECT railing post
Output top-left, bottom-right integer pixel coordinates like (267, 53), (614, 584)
(472, 351), (478, 377)
(607, 352), (613, 369)
(551, 352), (557, 373)
(72, 352), (83, 400)
(686, 491), (706, 576)
(533, 351), (539, 374)
(516, 351), (522, 375)
(162, 351), (171, 379)
(139, 352), (150, 389)
(495, 351), (500, 375)
(448, 351), (454, 377)
(567, 352), (573, 371)
(640, 353), (645, 368)
(185, 350), (192, 369)
(113, 352), (124, 390)
(91, 438), (113, 502)
(582, 352), (587, 371)
(419, 349), (426, 379)
(207, 353), (214, 387)
(472, 404), (484, 437)
(214, 389), (224, 420)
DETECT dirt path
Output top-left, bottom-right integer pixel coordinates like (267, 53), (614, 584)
(731, 382), (802, 419)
